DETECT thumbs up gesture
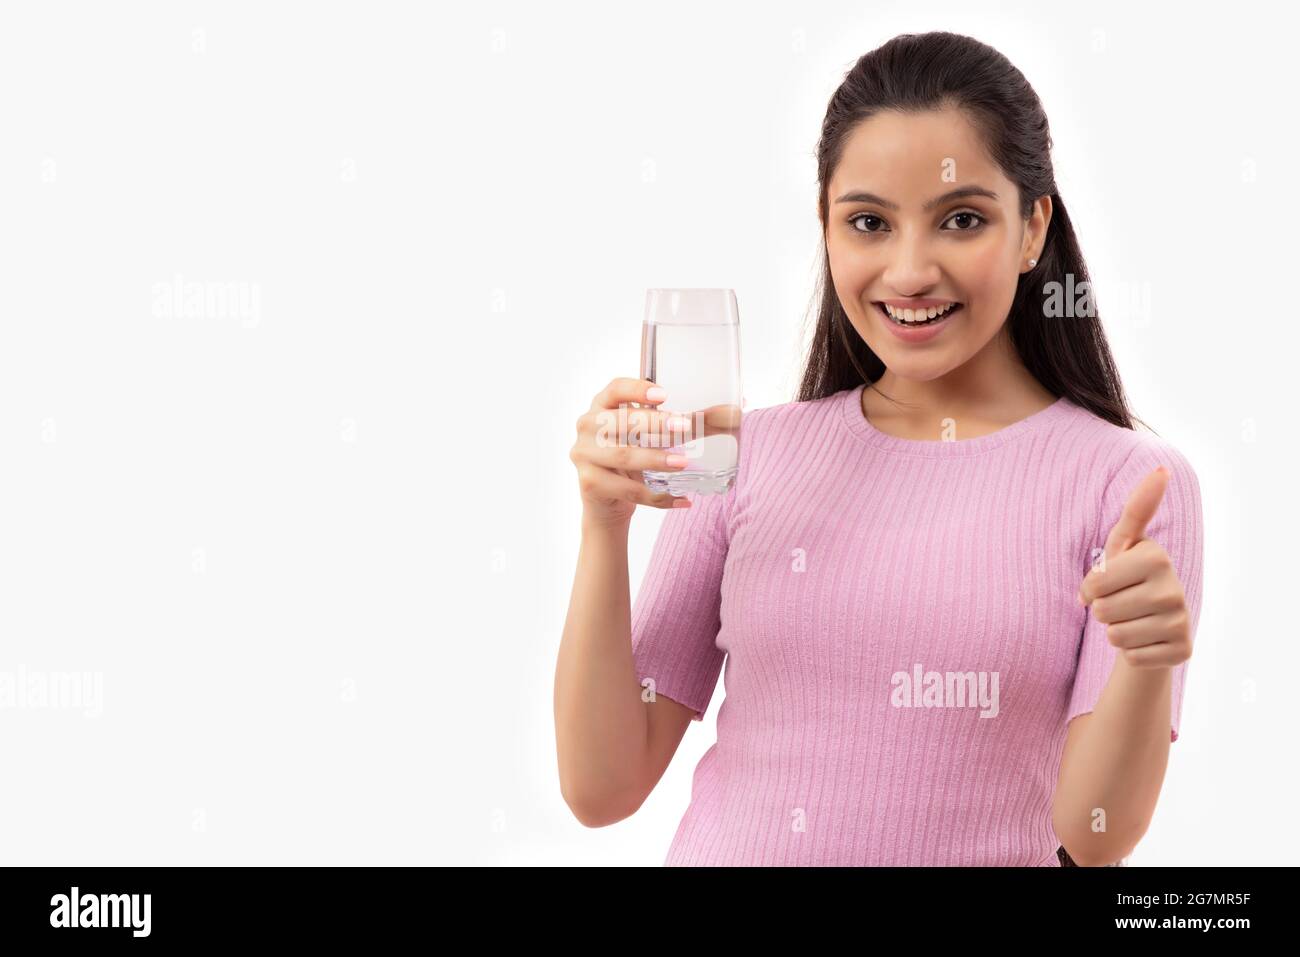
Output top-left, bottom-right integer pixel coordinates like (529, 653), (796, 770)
(1077, 465), (1194, 669)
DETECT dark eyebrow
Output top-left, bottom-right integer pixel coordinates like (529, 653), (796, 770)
(833, 185), (999, 210)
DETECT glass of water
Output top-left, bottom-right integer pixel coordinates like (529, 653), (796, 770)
(639, 288), (743, 496)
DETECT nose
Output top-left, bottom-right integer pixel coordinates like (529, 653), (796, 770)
(881, 232), (941, 295)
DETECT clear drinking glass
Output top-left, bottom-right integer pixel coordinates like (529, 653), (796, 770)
(639, 288), (743, 496)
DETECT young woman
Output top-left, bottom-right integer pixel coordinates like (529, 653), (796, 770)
(555, 31), (1203, 867)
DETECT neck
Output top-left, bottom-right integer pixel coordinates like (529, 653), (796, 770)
(867, 331), (1056, 425)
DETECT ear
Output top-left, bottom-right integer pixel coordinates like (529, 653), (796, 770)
(1024, 195), (1053, 261)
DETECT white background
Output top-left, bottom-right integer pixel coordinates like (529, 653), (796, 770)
(0, 1), (1293, 865)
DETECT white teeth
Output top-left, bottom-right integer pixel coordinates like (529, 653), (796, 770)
(884, 302), (959, 323)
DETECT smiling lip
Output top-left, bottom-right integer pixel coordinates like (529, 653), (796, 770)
(873, 300), (961, 343)
(879, 298), (960, 309)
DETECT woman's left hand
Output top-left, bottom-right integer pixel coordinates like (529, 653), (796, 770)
(1076, 465), (1193, 669)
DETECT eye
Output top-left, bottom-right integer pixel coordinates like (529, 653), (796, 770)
(942, 210), (986, 231)
(848, 213), (887, 234)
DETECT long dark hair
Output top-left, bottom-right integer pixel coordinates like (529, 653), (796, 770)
(798, 31), (1146, 433)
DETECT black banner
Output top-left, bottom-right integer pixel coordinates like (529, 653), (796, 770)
(0, 865), (1283, 942)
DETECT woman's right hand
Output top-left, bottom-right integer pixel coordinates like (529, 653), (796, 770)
(570, 377), (694, 528)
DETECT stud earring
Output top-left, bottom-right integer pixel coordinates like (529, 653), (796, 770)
(1028, 258), (1037, 268)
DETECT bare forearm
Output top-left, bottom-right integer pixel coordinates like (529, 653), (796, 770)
(553, 519), (650, 822)
(1053, 658), (1173, 865)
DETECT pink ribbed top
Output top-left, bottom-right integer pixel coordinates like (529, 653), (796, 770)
(630, 383), (1204, 866)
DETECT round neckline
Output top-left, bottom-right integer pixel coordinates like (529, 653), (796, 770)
(839, 383), (1072, 457)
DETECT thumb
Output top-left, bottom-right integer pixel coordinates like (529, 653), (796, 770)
(1102, 465), (1169, 560)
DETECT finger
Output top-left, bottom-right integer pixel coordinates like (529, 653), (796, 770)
(1078, 540), (1158, 604)
(1102, 465), (1169, 561)
(573, 439), (690, 476)
(617, 406), (695, 447)
(578, 407), (694, 459)
(1120, 640), (1187, 669)
(582, 404), (693, 449)
(592, 377), (668, 412)
(1085, 577), (1184, 625)
(1104, 609), (1187, 650)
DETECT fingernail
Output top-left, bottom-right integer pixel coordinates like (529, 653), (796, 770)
(666, 453), (689, 468)
(645, 386), (666, 402)
(672, 498), (691, 508)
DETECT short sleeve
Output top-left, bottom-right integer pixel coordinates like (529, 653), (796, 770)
(629, 483), (733, 722)
(1067, 437), (1205, 743)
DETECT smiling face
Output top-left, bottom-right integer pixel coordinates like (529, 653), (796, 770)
(823, 106), (1049, 384)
